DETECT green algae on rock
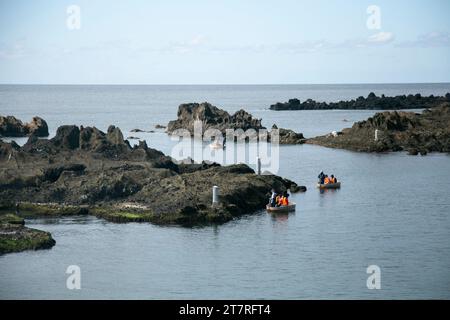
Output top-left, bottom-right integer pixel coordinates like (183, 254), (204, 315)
(0, 213), (55, 255)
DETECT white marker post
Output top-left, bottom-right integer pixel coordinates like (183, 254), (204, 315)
(256, 156), (261, 175)
(212, 186), (219, 206)
(375, 129), (379, 141)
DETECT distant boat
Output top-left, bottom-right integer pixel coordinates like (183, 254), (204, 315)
(209, 140), (223, 149)
(266, 202), (296, 213)
(316, 182), (341, 189)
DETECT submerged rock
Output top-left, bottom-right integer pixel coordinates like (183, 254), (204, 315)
(0, 116), (49, 137)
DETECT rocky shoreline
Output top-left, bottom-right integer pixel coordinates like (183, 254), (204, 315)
(3, 99), (448, 254)
(0, 122), (303, 229)
(306, 103), (450, 154)
(270, 92), (450, 111)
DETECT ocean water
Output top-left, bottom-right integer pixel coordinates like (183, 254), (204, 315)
(0, 84), (450, 299)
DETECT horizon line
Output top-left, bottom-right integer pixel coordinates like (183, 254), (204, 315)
(0, 81), (450, 86)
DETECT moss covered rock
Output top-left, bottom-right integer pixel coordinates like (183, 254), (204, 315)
(0, 214), (55, 255)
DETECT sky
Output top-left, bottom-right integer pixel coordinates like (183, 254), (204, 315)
(0, 0), (449, 84)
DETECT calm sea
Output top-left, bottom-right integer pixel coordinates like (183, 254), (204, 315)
(1, 84), (449, 299)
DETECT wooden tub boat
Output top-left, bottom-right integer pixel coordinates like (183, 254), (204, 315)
(266, 202), (296, 213)
(316, 182), (341, 189)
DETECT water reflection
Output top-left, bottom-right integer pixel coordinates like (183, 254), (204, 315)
(269, 211), (296, 228)
(319, 188), (340, 195)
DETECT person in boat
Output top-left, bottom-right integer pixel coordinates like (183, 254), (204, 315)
(318, 171), (325, 184)
(275, 191), (288, 206)
(278, 195), (285, 206)
(324, 175), (330, 184)
(277, 193), (286, 207)
(282, 192), (289, 206)
(275, 194), (282, 207)
(278, 195), (284, 207)
(269, 189), (277, 207)
(330, 175), (337, 184)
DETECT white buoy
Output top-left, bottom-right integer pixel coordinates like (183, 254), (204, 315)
(212, 186), (219, 205)
(375, 129), (379, 141)
(256, 157), (261, 175)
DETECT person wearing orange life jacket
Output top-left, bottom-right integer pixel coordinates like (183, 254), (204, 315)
(324, 175), (330, 184)
(275, 195), (282, 207)
(279, 191), (289, 206)
(330, 175), (337, 184)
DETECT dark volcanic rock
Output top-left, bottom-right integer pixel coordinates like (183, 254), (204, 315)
(271, 124), (305, 144)
(0, 123), (302, 227)
(0, 116), (49, 137)
(52, 125), (80, 149)
(0, 139), (20, 158)
(26, 117), (49, 136)
(270, 93), (450, 111)
(22, 124), (134, 158)
(307, 103), (450, 154)
(167, 102), (265, 135)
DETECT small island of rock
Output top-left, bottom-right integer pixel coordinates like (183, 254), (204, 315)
(307, 103), (450, 154)
(0, 115), (49, 137)
(166, 102), (306, 145)
(270, 92), (450, 111)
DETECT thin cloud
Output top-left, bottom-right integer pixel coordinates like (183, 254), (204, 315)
(5, 30), (448, 61)
(161, 34), (209, 54)
(395, 31), (450, 48)
(0, 41), (30, 59)
(367, 32), (395, 44)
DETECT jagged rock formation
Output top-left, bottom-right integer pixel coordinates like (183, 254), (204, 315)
(167, 102), (265, 135)
(0, 123), (304, 229)
(307, 104), (450, 154)
(0, 116), (49, 137)
(270, 93), (450, 111)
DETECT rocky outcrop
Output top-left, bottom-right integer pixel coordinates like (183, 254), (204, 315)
(307, 104), (450, 154)
(271, 125), (305, 145)
(0, 116), (49, 137)
(0, 213), (55, 255)
(167, 102), (265, 135)
(0, 123), (305, 228)
(22, 124), (133, 157)
(270, 93), (450, 111)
